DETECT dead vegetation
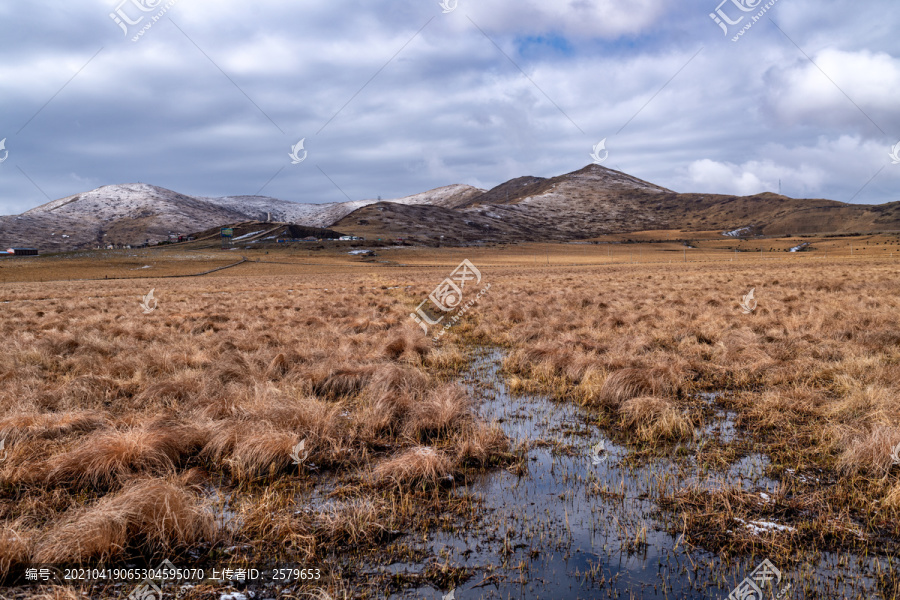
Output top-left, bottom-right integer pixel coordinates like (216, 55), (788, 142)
(2, 250), (899, 594)
(0, 275), (511, 589)
(460, 259), (900, 559)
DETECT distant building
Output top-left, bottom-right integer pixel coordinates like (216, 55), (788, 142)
(6, 248), (38, 256)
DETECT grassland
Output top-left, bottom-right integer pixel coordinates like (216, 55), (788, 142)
(0, 236), (898, 598)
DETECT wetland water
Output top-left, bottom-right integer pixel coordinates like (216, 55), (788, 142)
(387, 350), (895, 599)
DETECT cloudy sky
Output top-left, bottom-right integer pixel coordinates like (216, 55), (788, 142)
(1, 0), (898, 214)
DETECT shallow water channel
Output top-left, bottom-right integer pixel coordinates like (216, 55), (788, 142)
(383, 349), (896, 600)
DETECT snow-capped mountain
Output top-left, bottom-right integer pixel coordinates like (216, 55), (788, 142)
(0, 183), (484, 251)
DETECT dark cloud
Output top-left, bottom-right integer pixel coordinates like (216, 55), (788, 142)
(0, 0), (897, 215)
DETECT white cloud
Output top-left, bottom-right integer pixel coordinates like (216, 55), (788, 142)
(764, 49), (900, 131)
(466, 0), (671, 38)
(683, 159), (771, 195)
(675, 135), (900, 200)
(1, 0), (899, 215)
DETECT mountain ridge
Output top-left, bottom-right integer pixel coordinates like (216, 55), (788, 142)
(3, 165), (900, 251)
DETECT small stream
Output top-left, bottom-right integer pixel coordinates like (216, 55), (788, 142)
(383, 349), (895, 599)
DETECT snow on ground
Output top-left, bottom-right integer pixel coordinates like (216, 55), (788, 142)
(724, 227), (751, 237)
(734, 518), (796, 535)
(24, 183), (180, 219)
(387, 184), (483, 207)
(201, 185), (483, 227)
(11, 182), (485, 246)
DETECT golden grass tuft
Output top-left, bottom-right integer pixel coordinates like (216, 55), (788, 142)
(41, 424), (208, 489)
(596, 367), (681, 409)
(0, 411), (108, 444)
(453, 422), (510, 467)
(201, 421), (297, 480)
(424, 345), (469, 372)
(27, 587), (81, 600)
(313, 365), (377, 398)
(383, 333), (429, 361)
(235, 487), (314, 558)
(884, 484), (900, 510)
(619, 396), (694, 442)
(834, 424), (900, 475)
(33, 478), (217, 564)
(403, 384), (471, 440)
(316, 499), (389, 546)
(0, 522), (32, 578)
(372, 446), (452, 490)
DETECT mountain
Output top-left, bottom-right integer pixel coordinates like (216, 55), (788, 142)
(0, 183), (484, 251)
(3, 184), (250, 252)
(3, 166), (900, 251)
(331, 165), (674, 242)
(195, 183), (482, 227)
(334, 165), (900, 242)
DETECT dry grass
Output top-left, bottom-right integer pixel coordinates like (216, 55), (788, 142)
(316, 499), (389, 546)
(403, 384), (471, 441)
(33, 478), (217, 564)
(453, 422), (510, 467)
(619, 396), (694, 442)
(3, 249), (900, 587)
(233, 486), (315, 559)
(451, 257), (900, 557)
(0, 411), (108, 444)
(0, 522), (32, 575)
(40, 423), (207, 489)
(0, 270), (509, 583)
(834, 424), (900, 476)
(27, 587), (81, 600)
(372, 446), (453, 490)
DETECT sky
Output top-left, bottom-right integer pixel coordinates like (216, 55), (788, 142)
(0, 0), (898, 214)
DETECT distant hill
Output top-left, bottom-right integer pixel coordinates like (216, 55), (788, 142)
(0, 183), (483, 251)
(335, 165), (900, 242)
(2, 166), (899, 251)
